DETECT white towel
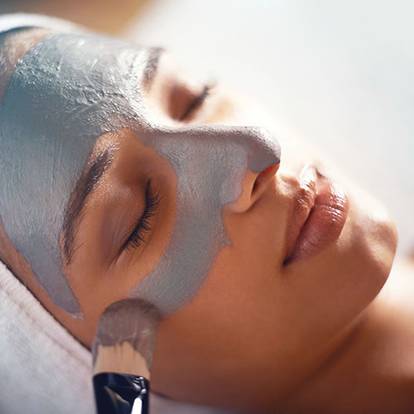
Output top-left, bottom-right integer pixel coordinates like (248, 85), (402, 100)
(0, 13), (83, 34)
(0, 260), (231, 414)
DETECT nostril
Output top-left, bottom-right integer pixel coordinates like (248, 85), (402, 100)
(252, 163), (279, 195)
(225, 162), (279, 213)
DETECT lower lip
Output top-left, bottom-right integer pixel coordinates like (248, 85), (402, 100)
(285, 173), (349, 264)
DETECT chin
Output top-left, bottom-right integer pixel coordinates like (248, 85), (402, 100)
(346, 182), (398, 303)
(314, 152), (398, 298)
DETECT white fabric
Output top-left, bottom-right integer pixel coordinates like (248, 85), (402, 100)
(0, 260), (230, 414)
(0, 13), (83, 35)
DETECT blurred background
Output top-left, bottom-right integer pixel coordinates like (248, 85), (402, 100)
(1, 0), (413, 256)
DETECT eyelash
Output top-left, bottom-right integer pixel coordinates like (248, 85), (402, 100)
(122, 179), (161, 251)
(179, 84), (212, 121)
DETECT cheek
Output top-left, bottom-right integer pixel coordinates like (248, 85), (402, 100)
(277, 198), (394, 347)
(67, 142), (178, 318)
(223, 180), (289, 270)
(151, 197), (292, 362)
(337, 194), (397, 308)
(153, 195), (392, 367)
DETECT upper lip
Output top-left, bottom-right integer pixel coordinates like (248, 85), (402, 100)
(284, 164), (318, 263)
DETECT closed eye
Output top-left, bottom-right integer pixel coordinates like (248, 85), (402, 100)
(179, 84), (212, 121)
(120, 179), (161, 252)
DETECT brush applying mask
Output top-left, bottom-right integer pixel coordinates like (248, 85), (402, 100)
(92, 299), (161, 414)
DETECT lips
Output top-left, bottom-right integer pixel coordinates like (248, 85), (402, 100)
(284, 165), (349, 265)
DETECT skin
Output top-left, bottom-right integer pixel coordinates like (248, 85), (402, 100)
(1, 28), (413, 413)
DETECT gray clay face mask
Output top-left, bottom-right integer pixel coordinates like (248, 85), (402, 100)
(0, 28), (281, 316)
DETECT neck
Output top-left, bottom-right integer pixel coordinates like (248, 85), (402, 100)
(278, 258), (414, 414)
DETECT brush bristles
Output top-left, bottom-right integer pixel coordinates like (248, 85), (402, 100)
(92, 298), (161, 378)
(93, 341), (151, 378)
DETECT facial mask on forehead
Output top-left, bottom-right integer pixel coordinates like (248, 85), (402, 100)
(0, 27), (281, 316)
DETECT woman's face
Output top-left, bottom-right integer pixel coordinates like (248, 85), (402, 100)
(0, 26), (397, 409)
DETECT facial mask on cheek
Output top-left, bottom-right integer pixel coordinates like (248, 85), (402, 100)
(135, 126), (281, 314)
(0, 30), (281, 316)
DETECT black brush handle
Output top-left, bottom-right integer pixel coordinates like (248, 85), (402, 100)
(93, 372), (150, 414)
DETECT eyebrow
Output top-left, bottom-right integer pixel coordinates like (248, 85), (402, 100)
(62, 148), (114, 265)
(142, 47), (164, 90)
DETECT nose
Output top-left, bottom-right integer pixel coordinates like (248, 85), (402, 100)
(146, 124), (281, 211)
(234, 126), (281, 212)
(239, 126), (281, 173)
(208, 126), (281, 212)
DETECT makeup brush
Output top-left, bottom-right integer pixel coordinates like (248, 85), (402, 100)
(92, 298), (161, 414)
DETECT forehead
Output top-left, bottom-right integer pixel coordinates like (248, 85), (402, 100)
(2, 31), (157, 154)
(0, 28), (161, 113)
(0, 28), (51, 102)
(0, 12), (86, 99)
(1, 31), (154, 191)
(15, 31), (150, 98)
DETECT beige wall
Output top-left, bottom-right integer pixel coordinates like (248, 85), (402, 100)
(0, 0), (151, 33)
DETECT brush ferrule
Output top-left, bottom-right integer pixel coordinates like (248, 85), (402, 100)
(93, 372), (150, 414)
